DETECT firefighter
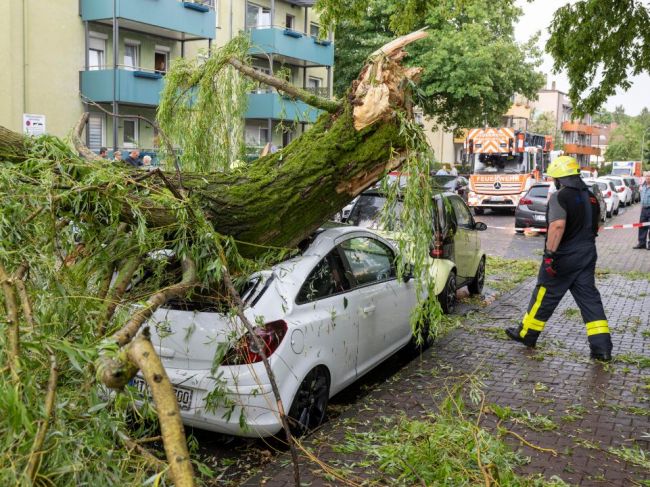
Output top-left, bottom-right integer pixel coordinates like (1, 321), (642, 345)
(506, 156), (613, 361)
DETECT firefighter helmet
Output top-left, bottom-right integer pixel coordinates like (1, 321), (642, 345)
(547, 156), (580, 178)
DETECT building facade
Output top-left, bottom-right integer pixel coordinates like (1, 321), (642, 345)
(0, 0), (332, 159)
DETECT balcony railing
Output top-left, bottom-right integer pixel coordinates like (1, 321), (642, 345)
(563, 144), (601, 156)
(248, 26), (334, 66)
(561, 121), (594, 135)
(303, 86), (330, 97)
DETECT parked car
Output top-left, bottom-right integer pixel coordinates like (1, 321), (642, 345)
(624, 177), (640, 203)
(432, 175), (470, 202)
(333, 196), (359, 222)
(582, 179), (608, 223)
(347, 188), (487, 313)
(137, 227), (428, 438)
(603, 176), (633, 206)
(593, 178), (620, 218)
(514, 183), (550, 232)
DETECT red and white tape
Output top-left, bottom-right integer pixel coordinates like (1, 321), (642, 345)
(488, 221), (650, 233)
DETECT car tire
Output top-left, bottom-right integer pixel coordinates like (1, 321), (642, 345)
(468, 256), (485, 295)
(606, 210), (612, 218)
(515, 229), (524, 234)
(407, 320), (434, 354)
(614, 206), (619, 216)
(473, 208), (484, 215)
(437, 270), (457, 314)
(287, 367), (330, 437)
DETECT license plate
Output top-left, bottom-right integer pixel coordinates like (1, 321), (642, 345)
(534, 214), (546, 221)
(131, 377), (193, 411)
(491, 196), (504, 201)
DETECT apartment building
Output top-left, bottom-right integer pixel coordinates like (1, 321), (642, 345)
(0, 0), (333, 159)
(529, 83), (601, 166)
(211, 1), (333, 155)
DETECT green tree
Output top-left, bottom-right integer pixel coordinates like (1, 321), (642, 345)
(604, 120), (647, 162)
(546, 0), (650, 116)
(330, 0), (544, 129)
(529, 110), (563, 150)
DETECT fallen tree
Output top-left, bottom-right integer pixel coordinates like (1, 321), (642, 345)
(0, 32), (435, 486)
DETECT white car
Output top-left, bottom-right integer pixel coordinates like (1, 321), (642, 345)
(593, 178), (620, 218)
(134, 227), (425, 437)
(603, 176), (633, 207)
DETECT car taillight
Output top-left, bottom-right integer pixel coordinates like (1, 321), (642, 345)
(605, 191), (611, 198)
(429, 237), (445, 259)
(223, 320), (288, 365)
(617, 187), (625, 192)
(519, 197), (533, 206)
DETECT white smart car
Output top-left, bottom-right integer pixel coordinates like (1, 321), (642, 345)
(133, 227), (426, 437)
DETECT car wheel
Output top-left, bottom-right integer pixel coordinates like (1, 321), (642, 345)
(407, 320), (434, 354)
(515, 229), (524, 234)
(606, 210), (612, 218)
(473, 208), (484, 215)
(614, 206), (619, 216)
(288, 367), (330, 437)
(468, 256), (485, 295)
(437, 270), (457, 314)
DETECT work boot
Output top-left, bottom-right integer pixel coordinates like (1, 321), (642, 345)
(589, 333), (613, 362)
(632, 243), (646, 250)
(505, 326), (539, 348)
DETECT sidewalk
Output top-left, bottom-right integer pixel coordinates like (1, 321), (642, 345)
(242, 272), (650, 486)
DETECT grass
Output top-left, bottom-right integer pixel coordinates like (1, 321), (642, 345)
(615, 353), (650, 369)
(485, 256), (538, 293)
(561, 308), (581, 320)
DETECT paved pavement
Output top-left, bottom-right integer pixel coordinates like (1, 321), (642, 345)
(477, 204), (650, 273)
(242, 262), (650, 485)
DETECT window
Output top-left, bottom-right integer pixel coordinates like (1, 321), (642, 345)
(88, 33), (106, 70)
(285, 14), (295, 29)
(123, 118), (139, 147)
(528, 185), (550, 199)
(154, 46), (170, 74)
(246, 3), (271, 29)
(87, 113), (104, 150)
(339, 237), (395, 286)
(251, 66), (271, 93)
(296, 250), (350, 304)
(124, 41), (140, 71)
(449, 196), (473, 229)
(310, 22), (320, 37)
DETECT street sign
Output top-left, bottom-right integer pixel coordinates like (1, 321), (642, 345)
(23, 114), (46, 136)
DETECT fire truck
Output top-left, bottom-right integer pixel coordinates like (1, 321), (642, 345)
(465, 127), (553, 214)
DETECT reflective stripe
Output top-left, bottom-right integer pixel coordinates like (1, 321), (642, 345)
(521, 286), (547, 336)
(586, 320), (610, 336)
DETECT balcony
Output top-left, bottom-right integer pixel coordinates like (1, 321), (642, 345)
(249, 27), (334, 66)
(563, 144), (601, 156)
(80, 69), (165, 106)
(80, 0), (215, 40)
(246, 93), (322, 123)
(561, 121), (594, 135)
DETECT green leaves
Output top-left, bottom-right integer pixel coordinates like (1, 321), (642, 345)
(547, 0), (650, 116)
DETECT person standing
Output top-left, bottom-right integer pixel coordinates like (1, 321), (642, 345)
(113, 150), (122, 162)
(633, 171), (650, 249)
(506, 156), (613, 361)
(449, 164), (458, 176)
(99, 147), (108, 159)
(124, 149), (142, 167)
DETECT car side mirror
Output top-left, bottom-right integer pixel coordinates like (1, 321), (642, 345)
(402, 263), (415, 283)
(474, 221), (487, 231)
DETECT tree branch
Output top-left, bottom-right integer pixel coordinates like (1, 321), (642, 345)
(0, 263), (20, 383)
(228, 57), (342, 114)
(13, 263), (35, 331)
(72, 113), (104, 162)
(98, 256), (142, 336)
(24, 352), (58, 482)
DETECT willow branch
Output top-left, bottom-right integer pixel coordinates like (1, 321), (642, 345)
(24, 352), (58, 482)
(72, 113), (104, 162)
(98, 256), (142, 336)
(0, 263), (20, 383)
(221, 265), (301, 487)
(126, 332), (194, 487)
(118, 431), (166, 469)
(13, 263), (35, 330)
(228, 57), (341, 114)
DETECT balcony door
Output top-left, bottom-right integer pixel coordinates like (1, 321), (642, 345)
(123, 118), (139, 148)
(88, 33), (106, 71)
(124, 41), (140, 71)
(246, 3), (271, 29)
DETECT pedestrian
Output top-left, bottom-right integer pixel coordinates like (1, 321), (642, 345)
(633, 171), (650, 250)
(506, 156), (613, 361)
(142, 155), (154, 171)
(99, 147), (108, 159)
(436, 165), (449, 176)
(449, 164), (458, 176)
(124, 149), (142, 167)
(113, 150), (122, 162)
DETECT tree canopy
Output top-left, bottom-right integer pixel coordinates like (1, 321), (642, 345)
(327, 0), (544, 129)
(546, 0), (650, 116)
(603, 108), (650, 163)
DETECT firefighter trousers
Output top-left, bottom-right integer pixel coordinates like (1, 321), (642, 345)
(520, 244), (613, 355)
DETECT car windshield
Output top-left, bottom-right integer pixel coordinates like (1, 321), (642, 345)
(432, 175), (457, 190)
(527, 185), (549, 198)
(347, 194), (403, 230)
(611, 168), (630, 176)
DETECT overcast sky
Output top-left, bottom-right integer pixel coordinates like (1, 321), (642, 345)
(515, 0), (650, 116)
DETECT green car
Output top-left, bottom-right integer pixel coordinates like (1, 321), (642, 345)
(347, 189), (487, 313)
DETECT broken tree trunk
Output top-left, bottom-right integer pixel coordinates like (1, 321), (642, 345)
(0, 31), (425, 257)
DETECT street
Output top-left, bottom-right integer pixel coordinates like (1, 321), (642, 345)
(476, 204), (650, 273)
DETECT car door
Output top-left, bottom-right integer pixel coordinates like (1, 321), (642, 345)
(337, 235), (415, 376)
(448, 195), (478, 280)
(293, 249), (360, 390)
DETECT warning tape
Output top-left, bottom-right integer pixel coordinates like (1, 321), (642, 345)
(488, 221), (650, 233)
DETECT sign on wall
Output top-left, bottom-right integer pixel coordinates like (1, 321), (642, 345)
(23, 114), (46, 136)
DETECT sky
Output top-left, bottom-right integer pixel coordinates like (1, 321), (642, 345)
(515, 0), (650, 116)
